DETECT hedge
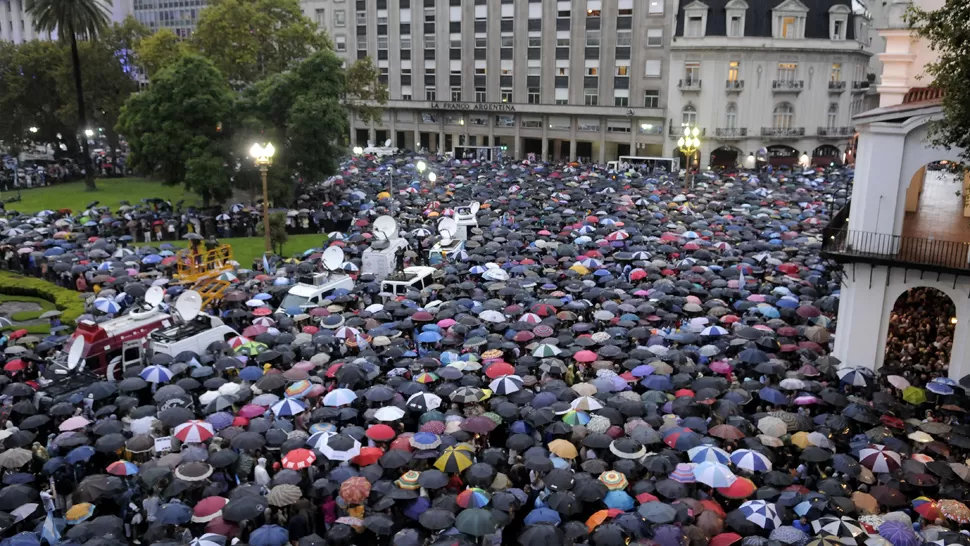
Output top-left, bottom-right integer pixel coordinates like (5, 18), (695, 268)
(0, 272), (85, 326)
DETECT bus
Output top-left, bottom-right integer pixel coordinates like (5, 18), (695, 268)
(606, 156), (679, 173)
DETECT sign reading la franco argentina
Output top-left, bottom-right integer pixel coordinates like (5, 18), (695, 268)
(430, 102), (516, 112)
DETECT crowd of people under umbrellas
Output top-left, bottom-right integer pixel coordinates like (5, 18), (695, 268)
(0, 152), (965, 546)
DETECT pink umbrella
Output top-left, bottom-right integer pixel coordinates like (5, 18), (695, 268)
(238, 404), (266, 418)
(574, 350), (598, 363)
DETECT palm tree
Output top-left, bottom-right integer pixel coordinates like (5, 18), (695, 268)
(25, 0), (113, 191)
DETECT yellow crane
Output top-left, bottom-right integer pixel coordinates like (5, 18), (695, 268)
(173, 244), (235, 309)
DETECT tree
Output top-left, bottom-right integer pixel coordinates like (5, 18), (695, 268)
(907, 1), (970, 162)
(345, 56), (389, 127)
(257, 212), (289, 256)
(25, 0), (114, 191)
(193, 0), (328, 85)
(0, 41), (71, 155)
(135, 28), (192, 78)
(103, 15), (149, 76)
(117, 55), (234, 206)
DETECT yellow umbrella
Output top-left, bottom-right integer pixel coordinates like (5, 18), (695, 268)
(434, 447), (472, 473)
(377, 191), (391, 199)
(903, 387), (927, 405)
(66, 503), (96, 524)
(790, 431), (811, 449)
(569, 264), (590, 275)
(548, 439), (579, 459)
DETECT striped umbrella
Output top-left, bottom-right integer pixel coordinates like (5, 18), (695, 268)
(731, 449), (773, 472)
(434, 447), (473, 473)
(140, 365), (173, 384)
(739, 500), (781, 530)
(395, 470), (421, 490)
(106, 460), (139, 476)
(93, 298), (121, 314)
(859, 445), (901, 473)
(174, 420), (215, 443)
(457, 488), (491, 509)
(532, 344), (561, 357)
(190, 533), (227, 546)
(813, 516), (867, 542)
(306, 431), (335, 450)
(598, 471), (629, 491)
(687, 445), (730, 464)
(488, 375), (522, 395)
(271, 397), (306, 417)
(693, 462), (737, 488)
(670, 463), (697, 484)
(191, 498), (228, 524)
(284, 380), (312, 398)
(322, 388), (357, 407)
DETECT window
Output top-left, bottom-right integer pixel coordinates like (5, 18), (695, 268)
(615, 65), (629, 77)
(830, 63), (842, 81)
(777, 63), (797, 81)
(527, 66), (541, 76)
(357, 35), (367, 49)
(356, 11), (367, 25)
(646, 28), (662, 46)
(476, 87), (486, 102)
(614, 96), (629, 106)
(557, 67), (568, 76)
(586, 29), (600, 47)
(684, 62), (700, 85)
(501, 88), (513, 102)
(501, 35), (513, 48)
(781, 16), (796, 38)
(424, 7), (435, 22)
(557, 37), (570, 47)
(424, 35), (435, 48)
(558, 9), (571, 18)
(475, 67), (486, 75)
(377, 36), (388, 49)
(401, 36), (412, 49)
(335, 35), (347, 52)
(451, 87), (461, 101)
(687, 16), (703, 37)
(725, 103), (737, 129)
(729, 16), (742, 36)
(645, 59), (661, 77)
(829, 5), (850, 40)
(584, 89), (598, 106)
(728, 61), (740, 81)
(451, 38), (462, 48)
(773, 103), (794, 129)
(616, 30), (632, 47)
(644, 90), (659, 108)
(528, 88), (540, 104)
(827, 102), (838, 128)
(501, 63), (513, 76)
(425, 67), (436, 76)
(528, 36), (541, 47)
(833, 20), (844, 39)
(426, 87), (436, 101)
(682, 104), (697, 126)
(648, 0), (663, 14)
(334, 10), (346, 26)
(403, 93), (412, 101)
(475, 37), (486, 48)
(586, 67), (598, 76)
(377, 15), (388, 25)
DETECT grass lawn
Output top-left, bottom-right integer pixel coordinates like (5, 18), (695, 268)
(0, 294), (57, 321)
(6, 177), (202, 214)
(137, 233), (328, 270)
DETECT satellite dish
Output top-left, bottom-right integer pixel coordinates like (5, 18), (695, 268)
(67, 336), (85, 371)
(438, 217), (458, 241)
(373, 215), (398, 240)
(145, 286), (164, 308)
(322, 247), (345, 271)
(175, 290), (203, 322)
(384, 139), (392, 147)
(470, 201), (481, 215)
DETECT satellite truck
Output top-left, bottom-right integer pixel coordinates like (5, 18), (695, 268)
(277, 247), (354, 315)
(361, 215), (410, 281)
(429, 202), (480, 265)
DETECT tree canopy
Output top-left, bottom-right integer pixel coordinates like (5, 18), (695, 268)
(908, 1), (970, 161)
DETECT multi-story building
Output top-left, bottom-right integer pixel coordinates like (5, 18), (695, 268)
(665, 0), (874, 168)
(130, 0), (209, 38)
(0, 0), (133, 43)
(304, 0), (676, 162)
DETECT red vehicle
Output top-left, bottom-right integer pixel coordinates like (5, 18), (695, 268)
(69, 309), (172, 378)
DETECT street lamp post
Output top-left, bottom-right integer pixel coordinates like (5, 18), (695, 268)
(250, 142), (276, 254)
(677, 126), (701, 190)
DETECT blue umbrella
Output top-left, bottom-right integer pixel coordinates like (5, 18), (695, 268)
(239, 366), (263, 381)
(141, 254), (162, 264)
(140, 365), (173, 384)
(43, 247), (65, 257)
(157, 502), (192, 525)
(253, 293), (272, 301)
(523, 507), (561, 526)
(249, 524), (289, 546)
(271, 397), (306, 417)
(641, 375), (673, 391)
(926, 380), (954, 395)
(604, 490), (635, 511)
(0, 532), (39, 546)
(417, 331), (442, 344)
(66, 446), (95, 464)
(43, 457), (67, 475)
(759, 387), (789, 406)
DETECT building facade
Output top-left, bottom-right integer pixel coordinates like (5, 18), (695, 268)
(130, 0), (209, 38)
(0, 0), (134, 43)
(874, 0), (941, 108)
(304, 0), (676, 162)
(666, 0), (874, 168)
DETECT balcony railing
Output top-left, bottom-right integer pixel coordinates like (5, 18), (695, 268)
(828, 81), (846, 92)
(852, 81), (871, 92)
(822, 228), (970, 273)
(772, 80), (804, 92)
(668, 124), (707, 137)
(817, 126), (854, 137)
(715, 128), (747, 139)
(761, 127), (805, 137)
(678, 79), (702, 91)
(725, 80), (744, 91)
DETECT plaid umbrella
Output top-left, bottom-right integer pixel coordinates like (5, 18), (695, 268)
(340, 476), (371, 504)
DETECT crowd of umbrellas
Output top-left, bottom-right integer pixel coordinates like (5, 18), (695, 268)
(0, 152), (967, 546)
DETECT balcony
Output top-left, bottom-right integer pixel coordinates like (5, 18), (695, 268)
(823, 229), (970, 275)
(678, 79), (702, 92)
(817, 126), (854, 138)
(828, 81), (846, 93)
(725, 80), (744, 92)
(760, 127), (805, 138)
(772, 80), (804, 93)
(852, 81), (871, 93)
(714, 128), (747, 139)
(668, 123), (707, 137)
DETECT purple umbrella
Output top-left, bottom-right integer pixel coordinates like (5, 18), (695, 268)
(879, 521), (920, 546)
(206, 411), (234, 431)
(653, 524), (687, 546)
(403, 496), (430, 520)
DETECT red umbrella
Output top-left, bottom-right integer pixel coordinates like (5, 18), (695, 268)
(484, 362), (515, 379)
(366, 424), (396, 442)
(710, 533), (743, 546)
(390, 435), (413, 451)
(8, 330), (27, 340)
(192, 496), (228, 523)
(252, 308), (272, 317)
(340, 476), (371, 504)
(352, 447), (383, 466)
(3, 360), (25, 372)
(716, 477), (756, 499)
(204, 516), (238, 537)
(282, 448), (316, 470)
(530, 303), (557, 316)
(574, 350), (598, 363)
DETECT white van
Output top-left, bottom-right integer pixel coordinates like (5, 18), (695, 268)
(277, 273), (355, 315)
(380, 266), (442, 301)
(148, 314), (239, 357)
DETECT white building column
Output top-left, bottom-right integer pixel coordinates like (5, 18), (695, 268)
(598, 117), (607, 164)
(541, 116), (549, 162)
(569, 117), (578, 162)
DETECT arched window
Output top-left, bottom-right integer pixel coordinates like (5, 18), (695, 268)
(827, 102), (839, 128)
(682, 104), (697, 126)
(725, 103), (737, 129)
(772, 103), (794, 129)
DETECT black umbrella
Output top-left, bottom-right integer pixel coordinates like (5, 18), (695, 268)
(222, 495), (268, 522)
